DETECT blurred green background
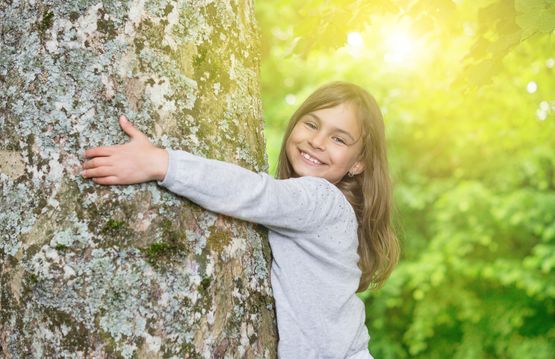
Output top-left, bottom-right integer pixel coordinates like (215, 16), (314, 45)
(255, 0), (555, 358)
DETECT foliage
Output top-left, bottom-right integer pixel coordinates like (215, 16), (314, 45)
(269, 0), (555, 87)
(256, 0), (555, 357)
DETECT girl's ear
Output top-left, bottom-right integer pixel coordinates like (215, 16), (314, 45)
(350, 160), (365, 175)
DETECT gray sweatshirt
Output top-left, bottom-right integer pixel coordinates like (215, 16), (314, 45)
(158, 150), (373, 359)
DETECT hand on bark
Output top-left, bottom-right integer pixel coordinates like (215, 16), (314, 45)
(81, 115), (169, 185)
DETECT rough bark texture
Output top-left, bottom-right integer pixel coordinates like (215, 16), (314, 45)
(0, 0), (277, 357)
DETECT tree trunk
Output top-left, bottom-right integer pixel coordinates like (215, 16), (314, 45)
(0, 0), (276, 357)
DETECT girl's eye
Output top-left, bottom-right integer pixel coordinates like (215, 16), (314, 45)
(333, 137), (346, 145)
(304, 121), (317, 129)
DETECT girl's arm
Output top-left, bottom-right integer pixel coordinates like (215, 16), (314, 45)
(82, 116), (342, 233)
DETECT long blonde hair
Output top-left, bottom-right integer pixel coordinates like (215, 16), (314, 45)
(276, 81), (400, 292)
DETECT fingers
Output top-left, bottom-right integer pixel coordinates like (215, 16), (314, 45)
(119, 115), (146, 140)
(82, 157), (111, 170)
(84, 146), (117, 159)
(84, 115), (148, 159)
(92, 176), (120, 185)
(81, 166), (114, 178)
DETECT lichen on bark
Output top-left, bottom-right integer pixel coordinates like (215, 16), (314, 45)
(0, 0), (275, 357)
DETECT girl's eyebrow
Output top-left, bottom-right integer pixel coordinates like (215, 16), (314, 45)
(306, 113), (356, 142)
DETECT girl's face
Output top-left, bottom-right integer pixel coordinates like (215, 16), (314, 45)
(285, 102), (365, 184)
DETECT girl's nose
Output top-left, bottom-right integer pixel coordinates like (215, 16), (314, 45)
(308, 132), (326, 150)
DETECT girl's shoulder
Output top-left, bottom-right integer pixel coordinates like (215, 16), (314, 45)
(290, 175), (356, 222)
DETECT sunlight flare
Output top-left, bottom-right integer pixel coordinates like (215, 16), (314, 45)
(383, 28), (416, 64)
(347, 32), (364, 48)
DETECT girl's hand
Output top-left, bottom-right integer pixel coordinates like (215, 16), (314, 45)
(81, 115), (169, 185)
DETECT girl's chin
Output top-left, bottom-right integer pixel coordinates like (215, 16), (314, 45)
(293, 167), (322, 177)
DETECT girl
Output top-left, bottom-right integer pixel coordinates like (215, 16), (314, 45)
(82, 81), (399, 358)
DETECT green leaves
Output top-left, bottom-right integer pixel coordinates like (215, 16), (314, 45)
(516, 0), (555, 38)
(289, 0), (398, 57)
(262, 0), (553, 86)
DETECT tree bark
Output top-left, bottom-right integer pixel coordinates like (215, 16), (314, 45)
(0, 0), (276, 357)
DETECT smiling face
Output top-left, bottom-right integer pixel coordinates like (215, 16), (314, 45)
(285, 102), (366, 184)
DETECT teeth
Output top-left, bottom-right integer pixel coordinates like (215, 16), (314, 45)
(301, 151), (322, 165)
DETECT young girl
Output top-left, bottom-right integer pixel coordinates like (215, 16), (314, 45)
(81, 81), (399, 358)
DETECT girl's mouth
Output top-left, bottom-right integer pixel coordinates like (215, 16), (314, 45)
(300, 150), (324, 166)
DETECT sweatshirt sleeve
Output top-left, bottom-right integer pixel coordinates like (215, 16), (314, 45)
(157, 149), (342, 234)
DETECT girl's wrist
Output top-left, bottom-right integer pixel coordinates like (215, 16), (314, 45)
(153, 147), (169, 181)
